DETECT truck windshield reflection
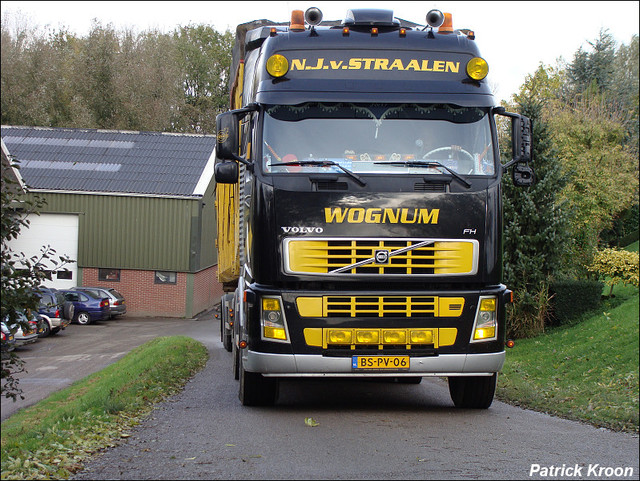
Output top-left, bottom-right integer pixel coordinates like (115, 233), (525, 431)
(263, 103), (495, 176)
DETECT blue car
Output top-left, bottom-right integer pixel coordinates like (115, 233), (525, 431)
(60, 290), (110, 325)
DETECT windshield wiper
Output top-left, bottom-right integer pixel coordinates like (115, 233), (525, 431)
(269, 160), (367, 187)
(373, 160), (471, 188)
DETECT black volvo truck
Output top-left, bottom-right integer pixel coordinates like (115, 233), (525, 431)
(214, 7), (533, 407)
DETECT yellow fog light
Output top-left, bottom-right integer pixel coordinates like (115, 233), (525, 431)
(266, 54), (289, 78)
(466, 57), (488, 81)
(261, 296), (289, 342)
(474, 326), (496, 340)
(328, 329), (352, 344)
(472, 296), (497, 342)
(263, 326), (287, 340)
(410, 329), (433, 344)
(480, 298), (496, 311)
(263, 298), (281, 311)
(382, 329), (406, 344)
(356, 329), (379, 344)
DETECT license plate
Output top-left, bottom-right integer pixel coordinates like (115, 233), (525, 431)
(352, 356), (410, 370)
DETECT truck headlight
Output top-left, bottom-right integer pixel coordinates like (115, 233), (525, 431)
(471, 296), (497, 342)
(261, 296), (289, 342)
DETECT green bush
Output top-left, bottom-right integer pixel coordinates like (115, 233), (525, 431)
(588, 248), (640, 297)
(549, 278), (604, 325)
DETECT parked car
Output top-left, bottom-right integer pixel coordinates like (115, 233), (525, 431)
(36, 287), (73, 337)
(71, 287), (126, 318)
(25, 309), (46, 337)
(1, 323), (16, 352)
(59, 290), (110, 325)
(2, 312), (40, 347)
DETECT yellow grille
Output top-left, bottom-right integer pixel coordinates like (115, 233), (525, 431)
(296, 296), (465, 318)
(286, 238), (476, 275)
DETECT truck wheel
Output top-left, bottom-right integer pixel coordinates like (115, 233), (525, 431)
(238, 357), (278, 406)
(221, 294), (233, 352)
(232, 342), (240, 380)
(75, 311), (92, 325)
(448, 374), (497, 409)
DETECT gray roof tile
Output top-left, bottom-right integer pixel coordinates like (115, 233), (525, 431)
(1, 126), (216, 197)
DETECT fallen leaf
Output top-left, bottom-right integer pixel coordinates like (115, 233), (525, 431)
(304, 417), (319, 427)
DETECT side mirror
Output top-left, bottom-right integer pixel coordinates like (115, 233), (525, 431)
(512, 115), (532, 164)
(512, 162), (535, 187)
(495, 108), (535, 187)
(215, 111), (238, 161)
(215, 159), (239, 184)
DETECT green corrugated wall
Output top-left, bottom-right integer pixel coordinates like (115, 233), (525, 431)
(24, 191), (218, 273)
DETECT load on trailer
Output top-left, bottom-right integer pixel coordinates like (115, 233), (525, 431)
(215, 7), (533, 407)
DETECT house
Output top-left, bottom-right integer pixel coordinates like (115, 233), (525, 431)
(1, 125), (224, 318)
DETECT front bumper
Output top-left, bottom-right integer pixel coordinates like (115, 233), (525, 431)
(243, 349), (504, 377)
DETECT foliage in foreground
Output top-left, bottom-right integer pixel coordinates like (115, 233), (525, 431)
(0, 336), (208, 480)
(497, 288), (639, 433)
(588, 247), (640, 297)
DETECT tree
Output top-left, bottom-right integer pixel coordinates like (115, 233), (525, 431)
(502, 67), (570, 338)
(1, 158), (73, 400)
(173, 25), (234, 133)
(546, 92), (638, 273)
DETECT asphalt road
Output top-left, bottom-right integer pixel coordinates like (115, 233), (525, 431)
(2, 313), (639, 480)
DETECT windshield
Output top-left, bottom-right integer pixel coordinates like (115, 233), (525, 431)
(262, 103), (495, 176)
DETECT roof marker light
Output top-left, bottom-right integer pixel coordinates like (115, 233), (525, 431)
(438, 12), (454, 34)
(290, 9), (305, 31)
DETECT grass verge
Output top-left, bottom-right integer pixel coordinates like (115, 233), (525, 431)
(497, 288), (639, 433)
(1, 336), (208, 480)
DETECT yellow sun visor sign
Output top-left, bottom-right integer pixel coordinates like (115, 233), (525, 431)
(272, 50), (477, 81)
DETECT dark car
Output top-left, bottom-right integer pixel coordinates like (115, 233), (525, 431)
(71, 287), (126, 318)
(36, 287), (73, 336)
(59, 290), (110, 325)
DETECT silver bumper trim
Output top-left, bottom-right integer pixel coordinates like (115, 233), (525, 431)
(243, 350), (505, 377)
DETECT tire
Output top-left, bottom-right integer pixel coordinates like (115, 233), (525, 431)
(221, 294), (233, 352)
(75, 311), (92, 325)
(39, 321), (51, 338)
(223, 329), (232, 352)
(238, 356), (278, 406)
(232, 341), (240, 380)
(63, 302), (75, 321)
(448, 374), (497, 409)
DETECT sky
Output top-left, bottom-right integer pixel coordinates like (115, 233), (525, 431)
(2, 1), (639, 103)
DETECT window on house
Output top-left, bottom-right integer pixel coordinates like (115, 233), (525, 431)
(99, 268), (121, 282)
(154, 271), (177, 285)
(56, 270), (72, 280)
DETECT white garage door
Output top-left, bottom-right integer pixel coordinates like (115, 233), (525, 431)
(6, 213), (79, 290)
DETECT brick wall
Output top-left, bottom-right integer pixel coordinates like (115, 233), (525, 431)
(82, 267), (224, 318)
(193, 265), (225, 316)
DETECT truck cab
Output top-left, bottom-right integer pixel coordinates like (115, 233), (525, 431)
(215, 7), (533, 407)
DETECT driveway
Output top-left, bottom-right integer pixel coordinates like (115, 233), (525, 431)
(1, 312), (218, 421)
